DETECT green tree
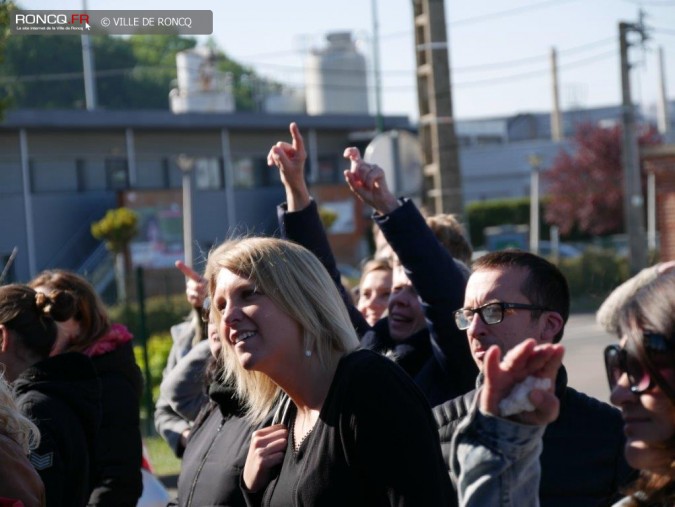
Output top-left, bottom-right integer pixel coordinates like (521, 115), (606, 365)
(91, 207), (138, 303)
(0, 30), (280, 111)
(0, 0), (16, 118)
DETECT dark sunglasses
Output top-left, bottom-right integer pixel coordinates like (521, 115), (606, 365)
(604, 333), (674, 394)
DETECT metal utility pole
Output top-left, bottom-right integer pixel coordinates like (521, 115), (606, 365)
(81, 0), (97, 110)
(619, 15), (648, 274)
(550, 47), (563, 142)
(529, 154), (542, 255)
(656, 46), (670, 136)
(371, 0), (384, 133)
(412, 0), (463, 217)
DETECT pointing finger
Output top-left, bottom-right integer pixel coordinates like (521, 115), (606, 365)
(175, 260), (202, 281)
(343, 147), (362, 162)
(290, 122), (305, 154)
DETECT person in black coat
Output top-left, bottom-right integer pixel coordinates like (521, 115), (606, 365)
(268, 123), (477, 406)
(0, 284), (102, 507)
(434, 250), (635, 506)
(169, 318), (252, 507)
(29, 270), (143, 507)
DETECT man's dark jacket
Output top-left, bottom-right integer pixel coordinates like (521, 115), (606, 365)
(435, 366), (636, 507)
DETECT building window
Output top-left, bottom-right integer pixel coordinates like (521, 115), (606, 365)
(105, 156), (129, 190)
(0, 160), (22, 194)
(195, 157), (223, 190)
(30, 158), (78, 192)
(232, 156), (282, 188)
(316, 156), (340, 184)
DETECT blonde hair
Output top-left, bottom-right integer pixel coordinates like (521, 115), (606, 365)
(0, 372), (40, 454)
(205, 237), (360, 423)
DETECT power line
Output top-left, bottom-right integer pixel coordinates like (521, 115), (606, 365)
(450, 0), (581, 27)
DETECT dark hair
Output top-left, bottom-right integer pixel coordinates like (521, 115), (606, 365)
(472, 250), (570, 342)
(617, 271), (675, 507)
(0, 284), (77, 359)
(425, 213), (473, 265)
(28, 270), (111, 353)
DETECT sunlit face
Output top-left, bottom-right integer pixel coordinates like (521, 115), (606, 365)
(357, 269), (392, 326)
(463, 267), (548, 369)
(387, 264), (426, 342)
(33, 285), (80, 355)
(610, 336), (675, 473)
(213, 268), (303, 378)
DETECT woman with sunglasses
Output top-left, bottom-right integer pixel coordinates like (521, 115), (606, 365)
(452, 269), (675, 506)
(603, 269), (675, 505)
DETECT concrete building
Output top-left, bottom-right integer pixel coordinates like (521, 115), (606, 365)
(0, 110), (410, 288)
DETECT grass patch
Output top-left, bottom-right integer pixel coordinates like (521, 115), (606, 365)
(144, 435), (182, 477)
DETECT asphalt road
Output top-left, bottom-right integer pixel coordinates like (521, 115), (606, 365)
(561, 312), (617, 404)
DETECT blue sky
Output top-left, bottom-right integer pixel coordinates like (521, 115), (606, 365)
(16, 0), (675, 121)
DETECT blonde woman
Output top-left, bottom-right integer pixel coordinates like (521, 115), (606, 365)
(206, 237), (451, 506)
(0, 373), (44, 507)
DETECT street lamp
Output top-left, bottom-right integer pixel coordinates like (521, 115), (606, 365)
(529, 153), (542, 256)
(177, 154), (195, 268)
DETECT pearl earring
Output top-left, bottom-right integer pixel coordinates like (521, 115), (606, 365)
(304, 350), (312, 358)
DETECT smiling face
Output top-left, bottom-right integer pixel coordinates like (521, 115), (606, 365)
(387, 264), (427, 342)
(463, 267), (555, 368)
(357, 269), (392, 326)
(213, 268), (304, 378)
(610, 336), (675, 473)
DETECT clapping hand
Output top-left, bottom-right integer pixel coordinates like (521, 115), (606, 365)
(480, 339), (564, 426)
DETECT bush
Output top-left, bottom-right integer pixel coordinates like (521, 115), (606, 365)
(108, 293), (191, 338)
(466, 197), (549, 248)
(133, 332), (173, 403)
(558, 248), (629, 311)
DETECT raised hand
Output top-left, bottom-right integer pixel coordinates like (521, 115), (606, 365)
(343, 147), (399, 215)
(480, 339), (564, 426)
(243, 424), (289, 493)
(267, 122), (310, 211)
(175, 260), (208, 309)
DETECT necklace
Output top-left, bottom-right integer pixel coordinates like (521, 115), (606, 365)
(291, 413), (315, 453)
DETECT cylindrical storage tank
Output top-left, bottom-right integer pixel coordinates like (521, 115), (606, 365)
(305, 32), (369, 115)
(176, 50), (203, 95)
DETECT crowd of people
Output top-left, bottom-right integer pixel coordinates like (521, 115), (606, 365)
(1, 121), (673, 506)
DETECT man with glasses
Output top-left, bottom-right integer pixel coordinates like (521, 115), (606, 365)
(435, 250), (635, 507)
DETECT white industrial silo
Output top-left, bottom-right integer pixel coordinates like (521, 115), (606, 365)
(170, 47), (235, 113)
(305, 32), (369, 115)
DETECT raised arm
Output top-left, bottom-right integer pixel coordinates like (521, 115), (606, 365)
(271, 123), (369, 335)
(344, 147), (477, 398)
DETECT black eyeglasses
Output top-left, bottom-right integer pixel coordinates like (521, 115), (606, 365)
(454, 301), (551, 331)
(604, 333), (674, 395)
